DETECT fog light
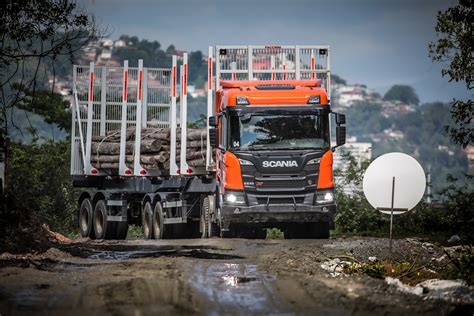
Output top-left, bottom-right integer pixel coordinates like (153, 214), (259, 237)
(226, 194), (237, 203)
(316, 191), (334, 204)
(224, 192), (246, 205)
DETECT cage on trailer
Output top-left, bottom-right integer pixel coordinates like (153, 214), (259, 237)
(70, 54), (215, 240)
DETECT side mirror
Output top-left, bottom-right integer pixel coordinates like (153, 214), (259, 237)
(209, 128), (219, 148)
(209, 116), (218, 127)
(336, 113), (346, 125)
(336, 126), (346, 147)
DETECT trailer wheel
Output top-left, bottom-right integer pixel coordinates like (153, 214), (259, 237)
(93, 200), (115, 240)
(142, 202), (153, 239)
(200, 197), (210, 238)
(115, 221), (128, 240)
(79, 198), (95, 239)
(152, 202), (169, 239)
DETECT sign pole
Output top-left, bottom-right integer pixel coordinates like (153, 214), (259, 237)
(389, 176), (395, 253)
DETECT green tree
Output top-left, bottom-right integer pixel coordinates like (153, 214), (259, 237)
(14, 84), (71, 132)
(383, 85), (420, 105)
(0, 0), (101, 136)
(429, 0), (473, 148)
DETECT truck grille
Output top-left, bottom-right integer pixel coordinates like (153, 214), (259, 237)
(258, 179), (306, 189)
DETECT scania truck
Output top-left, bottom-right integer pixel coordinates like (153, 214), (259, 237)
(71, 45), (346, 239)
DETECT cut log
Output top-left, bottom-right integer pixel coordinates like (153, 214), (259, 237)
(91, 139), (163, 155)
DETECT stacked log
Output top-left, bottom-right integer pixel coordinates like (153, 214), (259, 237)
(91, 127), (207, 171)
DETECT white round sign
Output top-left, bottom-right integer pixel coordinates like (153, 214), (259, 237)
(363, 152), (426, 214)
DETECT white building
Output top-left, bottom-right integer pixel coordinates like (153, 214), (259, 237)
(333, 142), (372, 170)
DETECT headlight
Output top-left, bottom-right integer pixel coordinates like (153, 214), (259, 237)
(307, 157), (321, 165)
(308, 95), (321, 104)
(225, 191), (246, 205)
(236, 96), (250, 105)
(316, 191), (334, 204)
(238, 158), (254, 166)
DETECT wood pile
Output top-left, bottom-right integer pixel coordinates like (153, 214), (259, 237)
(90, 128), (207, 171)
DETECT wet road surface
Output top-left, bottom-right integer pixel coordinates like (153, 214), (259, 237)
(0, 238), (471, 315)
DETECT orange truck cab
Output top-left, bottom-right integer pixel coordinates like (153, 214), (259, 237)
(208, 73), (346, 238)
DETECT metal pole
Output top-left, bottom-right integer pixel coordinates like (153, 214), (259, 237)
(389, 176), (395, 253)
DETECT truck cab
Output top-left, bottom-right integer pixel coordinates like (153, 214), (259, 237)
(209, 80), (346, 238)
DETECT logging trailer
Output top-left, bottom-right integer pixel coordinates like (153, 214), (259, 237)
(71, 45), (346, 239)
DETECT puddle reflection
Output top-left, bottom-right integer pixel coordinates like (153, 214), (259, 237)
(189, 262), (289, 314)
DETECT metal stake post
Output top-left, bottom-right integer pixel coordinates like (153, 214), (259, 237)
(389, 176), (395, 253)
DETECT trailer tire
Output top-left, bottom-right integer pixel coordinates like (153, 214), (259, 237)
(152, 202), (168, 239)
(93, 200), (115, 240)
(115, 221), (128, 240)
(142, 202), (153, 239)
(200, 197), (210, 238)
(79, 198), (95, 239)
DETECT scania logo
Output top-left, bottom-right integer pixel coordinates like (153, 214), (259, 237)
(262, 160), (298, 168)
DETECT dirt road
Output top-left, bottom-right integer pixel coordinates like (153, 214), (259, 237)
(0, 237), (472, 315)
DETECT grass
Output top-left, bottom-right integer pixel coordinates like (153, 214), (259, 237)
(266, 228), (284, 239)
(127, 225), (143, 239)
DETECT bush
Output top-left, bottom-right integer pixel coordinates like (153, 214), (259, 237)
(6, 140), (78, 233)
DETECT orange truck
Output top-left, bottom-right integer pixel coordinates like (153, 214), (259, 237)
(71, 45), (345, 240)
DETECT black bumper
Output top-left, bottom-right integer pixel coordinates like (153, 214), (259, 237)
(220, 203), (336, 228)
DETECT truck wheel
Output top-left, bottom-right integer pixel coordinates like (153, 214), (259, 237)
(93, 200), (115, 240)
(152, 202), (168, 239)
(115, 221), (128, 240)
(142, 202), (153, 239)
(79, 198), (95, 239)
(239, 228), (266, 239)
(200, 197), (210, 238)
(313, 222), (330, 239)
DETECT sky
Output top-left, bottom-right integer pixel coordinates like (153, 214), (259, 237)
(79, 0), (471, 103)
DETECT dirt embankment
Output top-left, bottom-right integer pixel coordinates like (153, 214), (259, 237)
(0, 237), (472, 315)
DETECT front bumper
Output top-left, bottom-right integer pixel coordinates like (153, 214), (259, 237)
(220, 202), (336, 228)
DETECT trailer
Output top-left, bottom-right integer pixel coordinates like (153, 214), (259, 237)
(71, 45), (346, 239)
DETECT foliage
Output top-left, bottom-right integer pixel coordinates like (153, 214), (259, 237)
(0, 0), (102, 136)
(383, 85), (420, 105)
(6, 141), (78, 232)
(444, 247), (474, 285)
(13, 85), (71, 133)
(342, 101), (469, 195)
(344, 102), (390, 139)
(429, 0), (473, 148)
(114, 35), (168, 68)
(266, 228), (284, 239)
(334, 152), (384, 235)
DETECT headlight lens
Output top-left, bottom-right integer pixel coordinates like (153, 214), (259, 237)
(236, 96), (250, 105)
(308, 95), (321, 104)
(225, 191), (246, 204)
(238, 158), (254, 166)
(307, 157), (321, 165)
(316, 191), (334, 204)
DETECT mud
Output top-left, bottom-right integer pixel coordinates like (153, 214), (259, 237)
(0, 237), (472, 315)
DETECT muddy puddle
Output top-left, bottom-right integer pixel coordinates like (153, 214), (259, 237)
(189, 262), (291, 314)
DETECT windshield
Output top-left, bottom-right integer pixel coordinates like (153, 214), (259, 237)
(229, 114), (329, 151)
